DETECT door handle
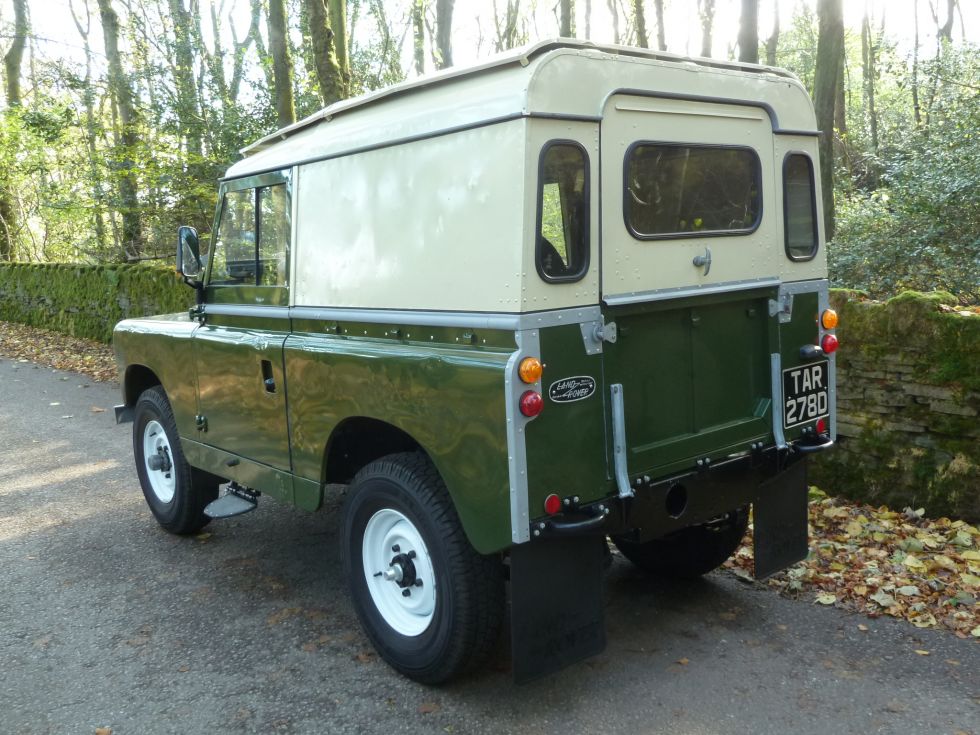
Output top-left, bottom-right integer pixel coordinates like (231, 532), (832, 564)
(693, 246), (712, 276)
(260, 359), (276, 393)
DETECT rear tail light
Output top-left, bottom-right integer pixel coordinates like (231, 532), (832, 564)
(816, 418), (827, 434)
(821, 333), (839, 354)
(519, 390), (543, 417)
(544, 494), (561, 515)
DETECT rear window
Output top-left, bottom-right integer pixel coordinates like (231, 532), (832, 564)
(625, 144), (761, 238)
(536, 142), (589, 282)
(783, 153), (818, 260)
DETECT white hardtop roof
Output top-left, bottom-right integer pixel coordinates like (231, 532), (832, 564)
(226, 38), (811, 179)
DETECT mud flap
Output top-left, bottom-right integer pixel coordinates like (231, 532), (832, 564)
(509, 535), (606, 683)
(753, 458), (809, 579)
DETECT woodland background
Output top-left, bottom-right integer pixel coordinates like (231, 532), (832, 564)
(0, 0), (977, 303)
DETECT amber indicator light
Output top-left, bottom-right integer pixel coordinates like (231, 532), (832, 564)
(518, 357), (543, 384)
(820, 309), (839, 330)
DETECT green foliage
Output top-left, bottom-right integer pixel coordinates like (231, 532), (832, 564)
(830, 45), (980, 305)
(0, 263), (193, 342)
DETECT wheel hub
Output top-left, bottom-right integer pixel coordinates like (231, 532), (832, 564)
(362, 509), (436, 637)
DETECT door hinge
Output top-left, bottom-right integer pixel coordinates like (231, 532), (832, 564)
(195, 414), (208, 432)
(768, 292), (794, 323)
(579, 320), (617, 355)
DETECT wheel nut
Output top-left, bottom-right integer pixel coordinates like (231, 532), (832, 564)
(391, 544), (400, 552)
(407, 550), (416, 559)
(402, 589), (411, 597)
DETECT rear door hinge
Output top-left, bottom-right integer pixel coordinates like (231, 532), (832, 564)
(769, 292), (794, 323)
(195, 414), (208, 432)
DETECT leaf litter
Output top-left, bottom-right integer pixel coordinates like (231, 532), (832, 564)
(726, 487), (980, 639)
(0, 321), (116, 382)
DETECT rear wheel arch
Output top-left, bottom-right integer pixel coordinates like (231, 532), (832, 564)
(322, 417), (424, 486)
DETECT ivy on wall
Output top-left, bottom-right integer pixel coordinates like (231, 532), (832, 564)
(0, 263), (193, 343)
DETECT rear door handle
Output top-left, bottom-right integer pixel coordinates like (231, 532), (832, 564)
(261, 359), (276, 393)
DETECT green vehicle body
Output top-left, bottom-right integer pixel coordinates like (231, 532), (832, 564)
(114, 40), (837, 679)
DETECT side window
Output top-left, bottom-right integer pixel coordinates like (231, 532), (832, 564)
(625, 144), (761, 238)
(536, 142), (589, 282)
(783, 153), (818, 260)
(258, 184), (290, 287)
(210, 189), (256, 285)
(209, 177), (291, 289)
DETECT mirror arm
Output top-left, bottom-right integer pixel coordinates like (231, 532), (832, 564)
(183, 275), (205, 305)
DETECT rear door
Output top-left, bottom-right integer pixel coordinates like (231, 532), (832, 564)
(599, 95), (779, 478)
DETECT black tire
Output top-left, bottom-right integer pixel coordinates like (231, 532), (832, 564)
(612, 507), (749, 579)
(340, 452), (504, 684)
(133, 386), (219, 535)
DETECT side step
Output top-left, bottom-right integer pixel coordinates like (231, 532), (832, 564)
(204, 484), (260, 519)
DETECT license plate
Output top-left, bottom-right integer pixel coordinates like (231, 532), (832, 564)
(783, 361), (829, 428)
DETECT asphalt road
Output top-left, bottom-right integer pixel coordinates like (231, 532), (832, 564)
(1, 356), (977, 735)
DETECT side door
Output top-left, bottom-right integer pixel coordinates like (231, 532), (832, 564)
(195, 171), (293, 473)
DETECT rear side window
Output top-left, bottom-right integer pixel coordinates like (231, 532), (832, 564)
(625, 144), (761, 238)
(536, 142), (589, 282)
(783, 153), (818, 260)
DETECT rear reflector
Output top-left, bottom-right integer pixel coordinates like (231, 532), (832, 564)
(821, 333), (839, 354)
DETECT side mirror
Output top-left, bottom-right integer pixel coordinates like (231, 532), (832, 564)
(177, 225), (202, 280)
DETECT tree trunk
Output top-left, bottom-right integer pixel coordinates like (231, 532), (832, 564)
(607, 0), (620, 44)
(3, 0), (27, 106)
(267, 0), (295, 128)
(560, 0), (575, 37)
(97, 0), (142, 260)
(738, 0), (758, 63)
(0, 0), (27, 261)
(764, 0), (779, 65)
(813, 0), (844, 241)
(167, 0), (202, 159)
(412, 0), (426, 75)
(633, 0), (648, 48)
(329, 0), (349, 79)
(303, 0), (348, 105)
(912, 0), (921, 125)
(861, 6), (878, 155)
(698, 0), (715, 57)
(653, 0), (666, 51)
(434, 0), (454, 68)
(70, 0), (107, 254)
(937, 0), (955, 41)
(494, 0), (522, 51)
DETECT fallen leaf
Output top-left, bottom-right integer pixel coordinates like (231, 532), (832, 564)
(815, 593), (837, 605)
(95, 728), (112, 735)
(896, 585), (920, 597)
(355, 651), (375, 663)
(418, 703), (440, 715)
(90, 406), (106, 413)
(962, 550), (980, 562)
(910, 614), (937, 628)
(903, 555), (925, 570)
(914, 649), (930, 656)
(857, 624), (869, 631)
(870, 591), (897, 608)
(676, 657), (690, 665)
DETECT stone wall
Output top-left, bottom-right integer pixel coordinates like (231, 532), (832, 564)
(811, 290), (979, 522)
(0, 263), (192, 343)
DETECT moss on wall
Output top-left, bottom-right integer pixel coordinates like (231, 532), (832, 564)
(811, 289), (980, 522)
(0, 263), (193, 343)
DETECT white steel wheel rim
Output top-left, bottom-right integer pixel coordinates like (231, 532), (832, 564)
(362, 508), (437, 637)
(142, 419), (176, 504)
